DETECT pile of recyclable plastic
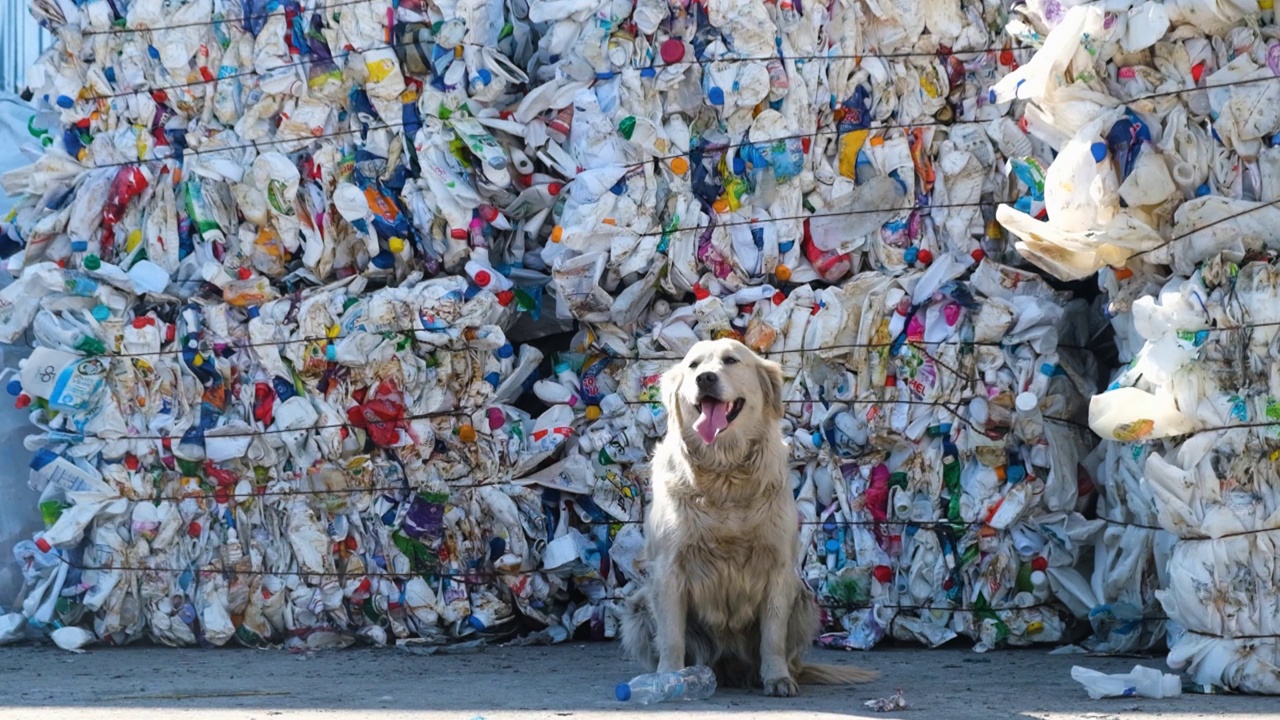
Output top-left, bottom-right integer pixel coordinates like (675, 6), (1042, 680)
(993, 0), (1280, 691)
(0, 0), (1107, 651)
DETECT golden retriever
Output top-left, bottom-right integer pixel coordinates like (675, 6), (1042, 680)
(620, 338), (878, 696)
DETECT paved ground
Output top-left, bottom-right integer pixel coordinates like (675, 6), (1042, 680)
(0, 641), (1272, 720)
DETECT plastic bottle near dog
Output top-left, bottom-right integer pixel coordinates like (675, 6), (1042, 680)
(616, 666), (717, 704)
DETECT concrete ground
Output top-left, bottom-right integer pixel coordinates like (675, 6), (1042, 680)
(0, 642), (1273, 720)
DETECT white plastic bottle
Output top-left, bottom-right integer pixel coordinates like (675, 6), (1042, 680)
(1071, 665), (1182, 699)
(615, 665), (717, 705)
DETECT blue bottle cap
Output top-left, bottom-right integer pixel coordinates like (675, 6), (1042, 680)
(325, 345), (336, 361)
(640, 67), (656, 78)
(708, 86), (725, 105)
(732, 156), (745, 174)
(71, 240), (88, 252)
(987, 89), (996, 104)
(56, 95), (74, 109)
(904, 246), (919, 264)
(811, 430), (823, 447)
(467, 615), (486, 631)
(484, 371), (501, 387)
(91, 304), (110, 321)
(1007, 465), (1026, 484)
(1089, 142), (1107, 162)
(778, 240), (794, 253)
(105, 67), (116, 84)
(616, 683), (632, 702)
(1039, 362), (1057, 376)
(824, 538), (840, 553)
(610, 180), (626, 195)
(1195, 183), (1211, 197)
(247, 305), (260, 319)
(6, 379), (21, 396)
(496, 343), (514, 359)
(147, 45), (160, 59)
(476, 68), (492, 85)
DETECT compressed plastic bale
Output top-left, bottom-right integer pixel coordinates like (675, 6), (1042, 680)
(0, 0), (1114, 655)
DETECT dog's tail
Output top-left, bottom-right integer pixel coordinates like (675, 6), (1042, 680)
(797, 663), (879, 685)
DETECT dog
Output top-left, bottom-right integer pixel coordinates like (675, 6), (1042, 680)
(620, 338), (878, 696)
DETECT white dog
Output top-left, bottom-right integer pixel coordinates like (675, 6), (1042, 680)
(621, 338), (877, 696)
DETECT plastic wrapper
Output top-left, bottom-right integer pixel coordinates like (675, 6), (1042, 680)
(0, 0), (1106, 651)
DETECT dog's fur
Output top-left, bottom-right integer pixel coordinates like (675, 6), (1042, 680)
(620, 339), (878, 696)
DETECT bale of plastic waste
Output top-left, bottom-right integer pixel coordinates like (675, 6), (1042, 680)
(995, 0), (1280, 690)
(0, 0), (1104, 651)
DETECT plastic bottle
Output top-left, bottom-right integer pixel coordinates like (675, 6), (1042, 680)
(615, 666), (717, 704)
(1071, 665), (1182, 699)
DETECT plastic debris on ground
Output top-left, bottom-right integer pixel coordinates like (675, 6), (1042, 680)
(992, 0), (1280, 693)
(864, 689), (908, 711)
(0, 0), (1109, 652)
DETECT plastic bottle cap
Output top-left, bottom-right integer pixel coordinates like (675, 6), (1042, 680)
(811, 430), (823, 447)
(487, 407), (505, 430)
(1015, 391), (1038, 413)
(496, 289), (514, 306)
(550, 226), (563, 243)
(476, 68), (493, 85)
(1007, 465), (1026, 483)
(1031, 556), (1048, 571)
(903, 246), (919, 264)
(547, 182), (562, 196)
(91, 304), (110, 321)
(450, 228), (468, 240)
(1089, 142), (1107, 162)
(553, 361), (570, 375)
(496, 343), (514, 359)
(238, 267), (252, 280)
(475, 269), (492, 286)
(708, 86), (725, 106)
(388, 237), (405, 253)
(732, 156), (745, 174)
(247, 306), (260, 319)
(84, 254), (101, 270)
(616, 683), (632, 702)
(971, 248), (986, 263)
(917, 249), (933, 265)
(5, 379), (20, 397)
(774, 264), (792, 282)
(659, 38), (685, 64)
(458, 425), (477, 443)
(35, 537), (51, 553)
(712, 198), (730, 214)
(484, 371), (501, 387)
(669, 157), (689, 175)
(873, 565), (893, 583)
(71, 240), (88, 252)
(1029, 570), (1046, 586)
(478, 206), (499, 222)
(325, 345), (337, 361)
(585, 405), (601, 421)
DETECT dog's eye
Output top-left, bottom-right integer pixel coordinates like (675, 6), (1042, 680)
(723, 356), (739, 365)
(688, 359), (699, 369)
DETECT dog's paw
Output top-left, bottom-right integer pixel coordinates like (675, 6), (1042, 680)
(762, 676), (799, 698)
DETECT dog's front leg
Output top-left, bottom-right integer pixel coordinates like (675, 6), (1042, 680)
(760, 577), (798, 697)
(652, 570), (687, 673)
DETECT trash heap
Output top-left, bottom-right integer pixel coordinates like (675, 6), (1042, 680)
(0, 0), (1104, 651)
(993, 0), (1280, 691)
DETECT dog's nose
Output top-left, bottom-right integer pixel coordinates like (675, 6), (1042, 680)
(696, 372), (717, 388)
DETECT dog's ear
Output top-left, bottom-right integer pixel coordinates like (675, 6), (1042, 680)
(756, 358), (784, 420)
(660, 363), (686, 431)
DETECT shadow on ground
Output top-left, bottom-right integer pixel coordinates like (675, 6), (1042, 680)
(0, 642), (1272, 720)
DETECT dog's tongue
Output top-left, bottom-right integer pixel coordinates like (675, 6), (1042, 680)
(694, 399), (730, 444)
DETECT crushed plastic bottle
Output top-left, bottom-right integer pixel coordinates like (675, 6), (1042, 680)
(616, 665), (717, 704)
(1072, 665), (1182, 700)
